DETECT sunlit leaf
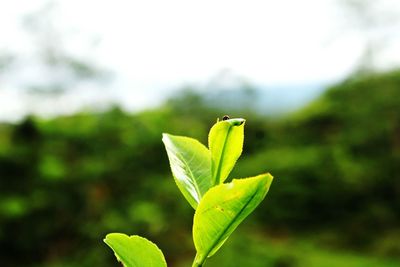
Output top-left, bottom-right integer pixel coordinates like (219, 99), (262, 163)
(208, 118), (245, 184)
(162, 133), (212, 209)
(104, 233), (167, 267)
(192, 174), (273, 265)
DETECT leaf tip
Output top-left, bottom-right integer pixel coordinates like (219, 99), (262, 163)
(162, 133), (174, 145)
(227, 118), (245, 126)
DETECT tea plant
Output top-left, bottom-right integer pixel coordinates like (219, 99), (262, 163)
(104, 117), (274, 267)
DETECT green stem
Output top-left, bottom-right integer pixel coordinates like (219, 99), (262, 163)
(192, 253), (206, 267)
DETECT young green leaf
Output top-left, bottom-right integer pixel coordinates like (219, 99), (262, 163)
(192, 174), (273, 266)
(104, 233), (167, 267)
(162, 133), (212, 209)
(209, 118), (245, 185)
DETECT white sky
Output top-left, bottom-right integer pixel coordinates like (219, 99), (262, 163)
(0, 0), (399, 121)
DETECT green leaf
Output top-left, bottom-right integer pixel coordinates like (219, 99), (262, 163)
(208, 118), (245, 184)
(104, 233), (167, 267)
(192, 174), (273, 265)
(162, 133), (212, 209)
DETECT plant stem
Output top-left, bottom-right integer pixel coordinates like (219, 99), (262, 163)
(192, 253), (206, 267)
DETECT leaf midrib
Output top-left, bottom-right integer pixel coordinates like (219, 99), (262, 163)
(214, 125), (232, 184)
(175, 147), (203, 201)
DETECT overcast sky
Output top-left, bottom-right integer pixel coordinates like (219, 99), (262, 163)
(0, 0), (399, 121)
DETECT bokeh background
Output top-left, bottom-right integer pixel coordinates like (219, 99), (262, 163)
(1, 0), (400, 266)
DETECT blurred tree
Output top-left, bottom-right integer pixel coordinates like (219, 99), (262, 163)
(0, 53), (14, 73)
(20, 1), (111, 95)
(337, 0), (400, 73)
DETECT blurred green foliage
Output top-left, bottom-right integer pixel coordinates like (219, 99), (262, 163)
(0, 70), (399, 266)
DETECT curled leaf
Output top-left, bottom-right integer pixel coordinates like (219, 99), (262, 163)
(209, 118), (245, 184)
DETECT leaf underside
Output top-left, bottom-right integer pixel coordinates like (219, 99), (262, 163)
(162, 133), (212, 209)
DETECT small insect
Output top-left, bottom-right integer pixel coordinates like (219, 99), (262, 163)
(222, 115), (230, 121)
